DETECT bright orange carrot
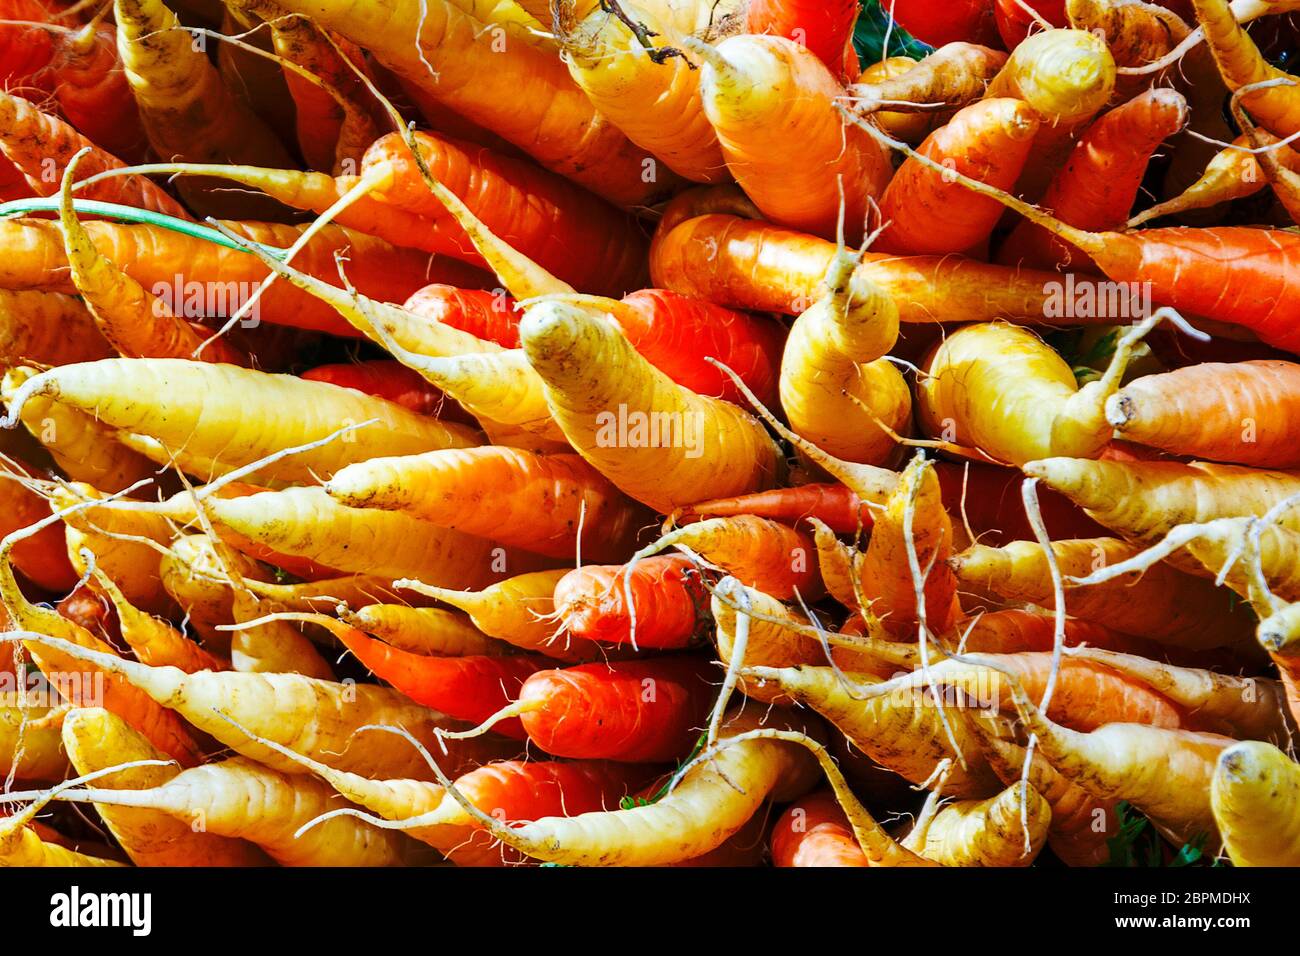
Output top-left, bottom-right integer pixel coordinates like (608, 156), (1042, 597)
(744, 0), (861, 80)
(553, 555), (706, 650)
(403, 284), (519, 348)
(771, 790), (869, 867)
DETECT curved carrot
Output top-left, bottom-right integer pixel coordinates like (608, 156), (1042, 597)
(1193, 0), (1300, 137)
(847, 42), (1008, 115)
(361, 131), (650, 298)
(554, 555), (705, 650)
(744, 0), (861, 81)
(515, 657), (716, 762)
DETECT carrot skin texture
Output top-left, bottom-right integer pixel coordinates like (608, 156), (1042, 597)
(403, 285), (519, 348)
(554, 556), (705, 650)
(517, 658), (716, 762)
(744, 0), (861, 80)
(771, 790), (869, 867)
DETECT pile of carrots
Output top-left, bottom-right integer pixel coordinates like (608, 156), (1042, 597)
(0, 0), (1298, 869)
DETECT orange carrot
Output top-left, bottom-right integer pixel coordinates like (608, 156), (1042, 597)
(403, 285), (518, 348)
(744, 0), (861, 81)
(553, 555), (706, 650)
(771, 789), (869, 866)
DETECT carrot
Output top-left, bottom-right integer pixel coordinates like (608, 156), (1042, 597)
(360, 131), (651, 297)
(0, 703), (67, 782)
(851, 57), (940, 144)
(919, 318), (1187, 466)
(341, 604), (505, 658)
(952, 538), (1255, 648)
(1065, 646), (1287, 741)
(1, 366), (156, 491)
(890, 0), (1002, 47)
(909, 780), (1052, 867)
(877, 99), (1040, 255)
(0, 771), (126, 867)
(227, 0), (674, 207)
(554, 1), (727, 184)
(420, 707), (821, 866)
(974, 723), (1118, 866)
(403, 284), (519, 348)
(983, 28), (1117, 198)
(325, 447), (647, 563)
(689, 483), (875, 535)
(997, 87), (1189, 269)
(630, 516), (819, 600)
(398, 566), (589, 654)
(688, 34), (891, 241)
(1193, 0), (1300, 137)
(554, 555), (705, 650)
(9, 631), (515, 782)
(739, 664), (1001, 797)
(0, 91), (186, 217)
(744, 0), (860, 80)
(0, 290), (110, 367)
(300, 361), (455, 419)
(997, 0), (1069, 48)
(1022, 457), (1300, 544)
(649, 210), (1127, 324)
(497, 657), (716, 762)
(1067, 0), (1191, 98)
(89, 564), (226, 673)
(941, 607), (1170, 658)
(1211, 740), (1300, 866)
(847, 42), (1008, 115)
(0, 217), (486, 338)
(779, 250), (910, 465)
(771, 789), (869, 867)
(3, 359), (479, 482)
(1003, 676), (1231, 846)
(61, 707), (269, 866)
(158, 533), (271, 647)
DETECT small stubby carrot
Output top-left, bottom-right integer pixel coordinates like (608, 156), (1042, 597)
(997, 86), (1189, 269)
(648, 210), (1123, 324)
(631, 516), (820, 601)
(1021, 456), (1300, 544)
(325, 447), (647, 563)
(847, 42), (1008, 115)
(521, 299), (783, 512)
(228, 0), (676, 208)
(1, 366), (156, 492)
(983, 28), (1117, 198)
(0, 703), (67, 782)
(61, 708), (270, 866)
(689, 34), (891, 241)
(555, 1), (727, 184)
(423, 707), (822, 866)
(877, 98), (1040, 256)
(0, 91), (186, 217)
(504, 657), (717, 762)
(13, 631), (516, 782)
(744, 0), (860, 80)
(1106, 360), (1300, 467)
(341, 604), (506, 658)
(403, 284), (519, 348)
(3, 358), (479, 483)
(554, 555), (705, 651)
(361, 131), (651, 297)
(1211, 740), (1300, 866)
(399, 569), (596, 661)
(113, 0), (295, 218)
(908, 780), (1052, 867)
(951, 537), (1255, 649)
(779, 250), (910, 465)
(771, 790), (869, 867)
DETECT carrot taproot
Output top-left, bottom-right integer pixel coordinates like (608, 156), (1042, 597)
(1129, 133), (1286, 226)
(688, 483), (875, 534)
(0, 290), (109, 367)
(850, 57), (940, 144)
(649, 210), (1124, 324)
(503, 657), (717, 762)
(998, 86), (1189, 269)
(877, 98), (1040, 255)
(9, 631), (516, 781)
(418, 707), (821, 866)
(403, 284), (518, 348)
(113, 0), (295, 219)
(630, 516), (819, 600)
(340, 604), (505, 658)
(1, 366), (156, 491)
(61, 707), (270, 866)
(771, 789), (869, 867)
(779, 249), (910, 465)
(89, 564), (226, 673)
(0, 702), (67, 782)
(520, 298), (783, 512)
(2, 359), (479, 483)
(808, 516), (861, 611)
(1067, 0), (1191, 98)
(951, 537), (1255, 648)
(909, 780), (1052, 867)
(847, 42), (1008, 115)
(326, 447), (647, 563)
(1022, 456), (1300, 544)
(940, 607), (1167, 657)
(554, 555), (704, 651)
(744, 0), (860, 80)
(1211, 740), (1300, 866)
(1192, 0), (1300, 137)
(688, 34), (890, 241)
(555, 1), (727, 184)
(398, 569), (596, 661)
